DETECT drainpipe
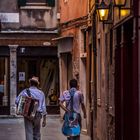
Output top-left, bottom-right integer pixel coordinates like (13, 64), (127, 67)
(91, 10), (97, 140)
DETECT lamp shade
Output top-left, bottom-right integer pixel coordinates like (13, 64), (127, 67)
(114, 0), (126, 6)
(97, 0), (109, 21)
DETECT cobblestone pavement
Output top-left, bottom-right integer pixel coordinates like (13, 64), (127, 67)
(0, 115), (90, 140)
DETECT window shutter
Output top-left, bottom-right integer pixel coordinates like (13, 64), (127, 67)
(46, 0), (55, 7)
(18, 0), (26, 6)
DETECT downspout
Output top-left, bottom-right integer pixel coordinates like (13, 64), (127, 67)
(91, 10), (97, 140)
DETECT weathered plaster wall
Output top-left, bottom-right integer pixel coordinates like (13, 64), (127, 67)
(59, 0), (88, 76)
(0, 0), (18, 12)
(20, 8), (57, 28)
(58, 0), (89, 134)
(0, 0), (58, 29)
(60, 0), (88, 23)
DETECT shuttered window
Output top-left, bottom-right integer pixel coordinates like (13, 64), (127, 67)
(46, 0), (55, 7)
(27, 0), (46, 3)
(18, 0), (26, 6)
(18, 0), (55, 7)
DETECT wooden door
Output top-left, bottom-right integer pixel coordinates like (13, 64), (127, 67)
(115, 19), (138, 140)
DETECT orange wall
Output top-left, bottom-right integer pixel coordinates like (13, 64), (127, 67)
(60, 0), (88, 23)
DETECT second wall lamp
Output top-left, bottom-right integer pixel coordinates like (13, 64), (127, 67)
(97, 0), (128, 24)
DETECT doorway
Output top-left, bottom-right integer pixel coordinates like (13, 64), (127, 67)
(60, 53), (72, 90)
(0, 57), (10, 115)
(115, 19), (138, 140)
(17, 57), (59, 114)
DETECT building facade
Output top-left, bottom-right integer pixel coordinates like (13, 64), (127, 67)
(55, 0), (91, 135)
(89, 0), (140, 139)
(0, 0), (60, 115)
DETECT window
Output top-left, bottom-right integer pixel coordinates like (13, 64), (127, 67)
(46, 0), (55, 6)
(97, 38), (101, 106)
(0, 57), (9, 107)
(27, 0), (46, 5)
(83, 30), (87, 52)
(27, 0), (46, 2)
(80, 29), (87, 57)
(18, 0), (55, 7)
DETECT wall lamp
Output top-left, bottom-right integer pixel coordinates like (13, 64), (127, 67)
(97, 0), (110, 22)
(97, 0), (129, 24)
(114, 0), (126, 6)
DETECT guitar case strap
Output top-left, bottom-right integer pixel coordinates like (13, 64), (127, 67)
(70, 91), (74, 112)
(26, 88), (31, 97)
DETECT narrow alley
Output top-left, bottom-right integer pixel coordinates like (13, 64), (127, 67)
(0, 0), (139, 140)
(0, 115), (90, 140)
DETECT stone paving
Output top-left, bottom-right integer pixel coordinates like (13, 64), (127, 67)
(0, 115), (90, 140)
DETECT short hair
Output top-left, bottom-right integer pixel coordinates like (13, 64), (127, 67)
(69, 79), (77, 88)
(30, 80), (38, 87)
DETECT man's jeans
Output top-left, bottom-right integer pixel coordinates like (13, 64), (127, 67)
(24, 112), (42, 140)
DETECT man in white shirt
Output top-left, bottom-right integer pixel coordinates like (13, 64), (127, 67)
(59, 79), (86, 140)
(15, 76), (47, 140)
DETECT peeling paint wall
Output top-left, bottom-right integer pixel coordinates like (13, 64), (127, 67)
(58, 0), (89, 135)
(59, 0), (88, 77)
(0, 0), (58, 30)
(20, 9), (57, 28)
(60, 0), (88, 23)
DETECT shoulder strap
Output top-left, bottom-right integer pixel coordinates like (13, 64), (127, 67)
(70, 91), (75, 112)
(26, 88), (31, 97)
(70, 95), (74, 112)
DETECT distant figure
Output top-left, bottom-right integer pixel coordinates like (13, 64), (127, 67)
(15, 76), (47, 140)
(0, 80), (4, 105)
(59, 79), (86, 140)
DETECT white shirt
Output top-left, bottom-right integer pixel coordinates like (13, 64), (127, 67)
(59, 88), (84, 114)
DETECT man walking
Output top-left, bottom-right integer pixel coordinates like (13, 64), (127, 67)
(59, 79), (86, 140)
(15, 76), (47, 140)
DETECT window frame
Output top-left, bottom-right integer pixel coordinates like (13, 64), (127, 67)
(18, 0), (55, 7)
(26, 0), (47, 6)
